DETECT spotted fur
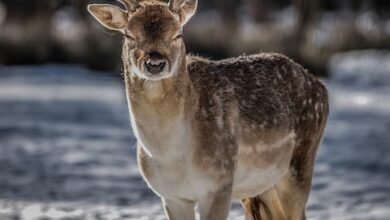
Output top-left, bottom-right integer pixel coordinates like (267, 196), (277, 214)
(88, 1), (329, 219)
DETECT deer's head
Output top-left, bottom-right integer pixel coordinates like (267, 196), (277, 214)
(88, 0), (197, 80)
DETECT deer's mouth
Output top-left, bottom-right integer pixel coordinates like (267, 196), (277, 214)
(130, 52), (172, 80)
(132, 61), (173, 81)
(143, 71), (173, 81)
(144, 58), (169, 75)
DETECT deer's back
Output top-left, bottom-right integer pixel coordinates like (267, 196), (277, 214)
(187, 53), (328, 133)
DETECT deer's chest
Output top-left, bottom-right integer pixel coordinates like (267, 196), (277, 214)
(138, 153), (218, 201)
(132, 109), (216, 200)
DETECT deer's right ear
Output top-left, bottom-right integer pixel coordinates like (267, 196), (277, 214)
(88, 4), (128, 31)
(170, 0), (197, 25)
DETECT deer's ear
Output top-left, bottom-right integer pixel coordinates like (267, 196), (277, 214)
(88, 4), (128, 31)
(170, 0), (197, 25)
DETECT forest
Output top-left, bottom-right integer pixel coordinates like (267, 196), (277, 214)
(0, 0), (389, 75)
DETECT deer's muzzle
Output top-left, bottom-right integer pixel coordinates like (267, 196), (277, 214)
(144, 52), (168, 75)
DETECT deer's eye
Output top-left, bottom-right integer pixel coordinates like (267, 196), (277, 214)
(172, 33), (183, 41)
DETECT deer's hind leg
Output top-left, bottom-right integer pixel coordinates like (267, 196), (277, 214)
(241, 124), (327, 220)
(241, 171), (311, 220)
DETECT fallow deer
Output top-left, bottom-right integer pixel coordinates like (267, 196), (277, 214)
(88, 0), (329, 219)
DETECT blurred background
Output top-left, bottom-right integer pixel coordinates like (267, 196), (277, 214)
(1, 0), (390, 74)
(0, 0), (389, 219)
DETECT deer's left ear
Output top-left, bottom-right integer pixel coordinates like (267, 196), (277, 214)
(88, 4), (128, 31)
(169, 0), (197, 25)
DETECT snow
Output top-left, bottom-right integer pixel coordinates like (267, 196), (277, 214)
(0, 50), (390, 220)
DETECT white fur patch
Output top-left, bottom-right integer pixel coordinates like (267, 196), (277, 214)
(216, 115), (224, 129)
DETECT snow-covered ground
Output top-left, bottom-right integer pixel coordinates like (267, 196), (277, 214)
(0, 50), (389, 220)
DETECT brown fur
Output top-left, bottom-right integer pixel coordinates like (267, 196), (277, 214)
(88, 1), (329, 219)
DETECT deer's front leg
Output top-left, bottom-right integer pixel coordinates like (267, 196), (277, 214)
(194, 117), (238, 220)
(198, 184), (233, 220)
(162, 198), (195, 220)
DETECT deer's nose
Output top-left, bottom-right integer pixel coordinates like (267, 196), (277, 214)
(144, 52), (168, 75)
(144, 59), (167, 74)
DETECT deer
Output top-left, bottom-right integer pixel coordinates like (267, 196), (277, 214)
(87, 0), (329, 219)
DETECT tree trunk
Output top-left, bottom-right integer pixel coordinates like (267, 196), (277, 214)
(245, 0), (268, 23)
(217, 0), (237, 26)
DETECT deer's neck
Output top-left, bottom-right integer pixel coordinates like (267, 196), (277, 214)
(124, 61), (194, 158)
